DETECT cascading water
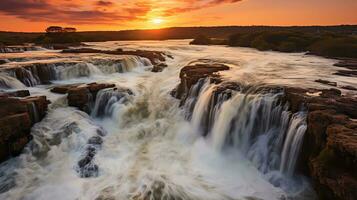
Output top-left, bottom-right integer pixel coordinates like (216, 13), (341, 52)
(186, 78), (310, 194)
(29, 102), (40, 123)
(53, 62), (103, 80)
(0, 73), (26, 89)
(1, 55), (152, 87)
(280, 113), (307, 177)
(13, 68), (41, 87)
(121, 55), (152, 72)
(0, 46), (41, 53)
(91, 87), (133, 118)
(2, 40), (344, 200)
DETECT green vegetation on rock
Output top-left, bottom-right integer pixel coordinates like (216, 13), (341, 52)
(227, 31), (357, 58)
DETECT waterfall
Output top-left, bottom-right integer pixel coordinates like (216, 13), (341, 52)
(91, 88), (132, 118)
(21, 69), (40, 87)
(1, 56), (152, 87)
(0, 73), (26, 89)
(53, 63), (98, 80)
(279, 112), (307, 177)
(190, 80), (216, 135)
(0, 46), (41, 53)
(121, 56), (152, 72)
(29, 102), (40, 123)
(188, 79), (308, 178)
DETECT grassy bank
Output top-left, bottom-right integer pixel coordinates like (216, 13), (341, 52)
(226, 31), (357, 58)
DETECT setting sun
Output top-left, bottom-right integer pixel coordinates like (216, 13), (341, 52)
(0, 0), (357, 200)
(152, 18), (164, 25)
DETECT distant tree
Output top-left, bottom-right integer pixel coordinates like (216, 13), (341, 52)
(63, 27), (77, 32)
(46, 26), (63, 33)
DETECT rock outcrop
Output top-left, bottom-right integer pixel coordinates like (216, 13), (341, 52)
(173, 63), (229, 104)
(0, 91), (49, 162)
(42, 43), (83, 50)
(151, 63), (168, 72)
(51, 83), (116, 113)
(0, 61), (82, 86)
(0, 46), (40, 53)
(62, 48), (167, 65)
(284, 87), (357, 200)
(174, 62), (357, 200)
(333, 59), (357, 78)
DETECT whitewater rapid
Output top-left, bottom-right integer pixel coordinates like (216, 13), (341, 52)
(0, 40), (352, 200)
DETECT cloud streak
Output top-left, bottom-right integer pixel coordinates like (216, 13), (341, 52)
(0, 0), (243, 25)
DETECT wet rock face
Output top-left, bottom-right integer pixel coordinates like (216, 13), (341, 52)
(0, 46), (40, 53)
(66, 83), (116, 113)
(173, 63), (230, 103)
(151, 63), (168, 72)
(315, 79), (337, 87)
(284, 87), (357, 200)
(173, 61), (357, 200)
(52, 82), (133, 116)
(0, 91), (49, 162)
(77, 132), (107, 178)
(333, 59), (357, 78)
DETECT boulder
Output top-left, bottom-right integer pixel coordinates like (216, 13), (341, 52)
(334, 70), (357, 77)
(152, 63), (168, 72)
(1, 90), (30, 97)
(341, 85), (357, 91)
(66, 83), (116, 113)
(174, 63), (230, 102)
(50, 83), (83, 94)
(0, 92), (49, 162)
(315, 79), (337, 87)
(334, 59), (357, 70)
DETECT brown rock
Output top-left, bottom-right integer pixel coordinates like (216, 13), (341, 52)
(50, 83), (83, 94)
(285, 87), (357, 200)
(315, 79), (337, 87)
(334, 59), (357, 70)
(0, 94), (49, 162)
(341, 85), (357, 91)
(152, 63), (168, 72)
(174, 63), (230, 102)
(334, 70), (357, 77)
(67, 82), (116, 113)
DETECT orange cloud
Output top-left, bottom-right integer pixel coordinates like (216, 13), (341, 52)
(0, 0), (242, 25)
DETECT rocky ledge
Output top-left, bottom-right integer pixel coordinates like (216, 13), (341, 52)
(333, 59), (357, 78)
(0, 91), (49, 162)
(51, 82), (116, 113)
(285, 87), (357, 200)
(0, 45), (41, 53)
(172, 62), (230, 104)
(51, 83), (133, 116)
(173, 62), (357, 200)
(62, 48), (169, 71)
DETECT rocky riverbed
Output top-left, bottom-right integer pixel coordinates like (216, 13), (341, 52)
(0, 40), (356, 200)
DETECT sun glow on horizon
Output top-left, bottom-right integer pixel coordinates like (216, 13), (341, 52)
(152, 18), (164, 25)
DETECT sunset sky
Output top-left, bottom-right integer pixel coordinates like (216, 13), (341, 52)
(1, 0), (357, 32)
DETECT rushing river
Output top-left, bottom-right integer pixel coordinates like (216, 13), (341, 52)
(0, 40), (354, 200)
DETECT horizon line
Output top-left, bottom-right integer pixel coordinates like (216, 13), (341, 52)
(1, 24), (357, 34)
